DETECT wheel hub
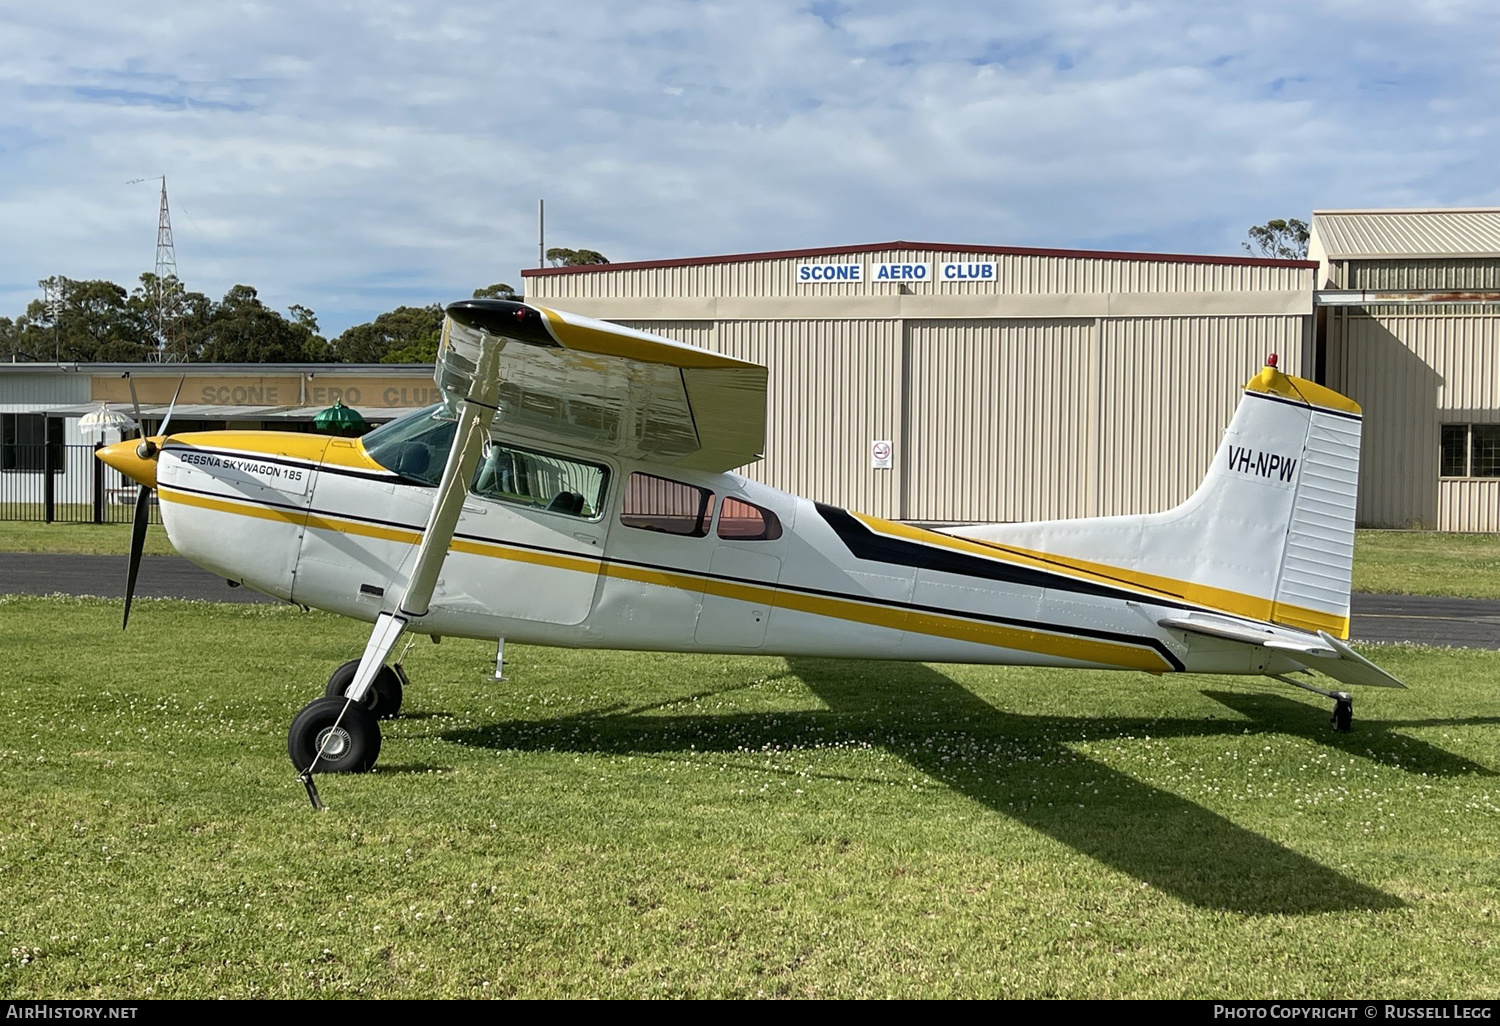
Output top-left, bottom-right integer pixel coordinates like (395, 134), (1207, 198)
(314, 725), (352, 760)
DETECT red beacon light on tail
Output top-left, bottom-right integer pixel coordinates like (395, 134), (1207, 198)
(1266, 353), (1279, 368)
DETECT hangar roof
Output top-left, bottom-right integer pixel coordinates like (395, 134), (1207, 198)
(522, 240), (1315, 277)
(1311, 209), (1500, 260)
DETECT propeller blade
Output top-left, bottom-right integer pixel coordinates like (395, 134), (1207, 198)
(157, 376), (185, 440)
(123, 485), (151, 630)
(125, 374), (144, 439)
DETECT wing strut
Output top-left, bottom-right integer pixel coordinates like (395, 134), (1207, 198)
(342, 340), (504, 705)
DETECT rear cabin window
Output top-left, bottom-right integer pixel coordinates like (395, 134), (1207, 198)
(471, 442), (609, 519)
(717, 497), (783, 540)
(620, 473), (715, 537)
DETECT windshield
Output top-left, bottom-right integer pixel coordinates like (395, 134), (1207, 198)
(360, 403), (456, 485)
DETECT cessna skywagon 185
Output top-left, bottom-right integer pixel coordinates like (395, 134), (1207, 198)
(100, 299), (1403, 787)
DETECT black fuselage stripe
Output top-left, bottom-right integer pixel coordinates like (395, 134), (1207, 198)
(814, 503), (1205, 614)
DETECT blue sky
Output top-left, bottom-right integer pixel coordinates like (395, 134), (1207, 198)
(1, 0), (1496, 336)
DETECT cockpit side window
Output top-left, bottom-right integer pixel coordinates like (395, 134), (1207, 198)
(470, 441), (609, 519)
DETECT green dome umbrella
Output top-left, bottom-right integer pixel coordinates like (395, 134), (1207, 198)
(313, 401), (369, 437)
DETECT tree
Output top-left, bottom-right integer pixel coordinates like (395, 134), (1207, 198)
(11, 276), (154, 362)
(197, 284), (328, 363)
(472, 282), (517, 299)
(545, 247), (610, 267)
(287, 304), (332, 361)
(331, 304), (445, 364)
(1243, 218), (1310, 260)
(0, 306), (53, 362)
(0, 316), (29, 361)
(129, 273), (214, 362)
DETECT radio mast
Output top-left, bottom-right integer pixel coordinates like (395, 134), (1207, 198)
(153, 177), (178, 362)
(129, 175), (179, 361)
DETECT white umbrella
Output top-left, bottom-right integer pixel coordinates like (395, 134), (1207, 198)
(79, 402), (138, 442)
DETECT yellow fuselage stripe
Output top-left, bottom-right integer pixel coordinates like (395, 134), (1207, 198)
(159, 487), (1170, 672)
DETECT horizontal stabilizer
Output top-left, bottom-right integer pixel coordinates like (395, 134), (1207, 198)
(1158, 614), (1336, 656)
(1159, 614), (1406, 689)
(1309, 631), (1407, 689)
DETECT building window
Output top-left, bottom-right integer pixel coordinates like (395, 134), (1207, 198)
(1441, 425), (1469, 477)
(620, 473), (714, 537)
(717, 497), (783, 540)
(1439, 424), (1500, 478)
(0, 414), (63, 473)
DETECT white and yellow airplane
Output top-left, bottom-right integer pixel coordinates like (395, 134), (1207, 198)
(100, 299), (1402, 787)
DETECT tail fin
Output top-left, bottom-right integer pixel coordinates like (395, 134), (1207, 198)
(943, 361), (1363, 639)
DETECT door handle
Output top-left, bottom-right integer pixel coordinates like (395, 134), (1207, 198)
(573, 532), (597, 545)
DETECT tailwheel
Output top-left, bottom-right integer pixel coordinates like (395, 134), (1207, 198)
(1273, 675), (1357, 734)
(289, 697), (382, 774)
(325, 659), (404, 719)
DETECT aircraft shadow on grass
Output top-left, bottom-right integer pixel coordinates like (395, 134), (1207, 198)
(443, 660), (1498, 916)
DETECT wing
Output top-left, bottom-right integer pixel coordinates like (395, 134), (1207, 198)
(443, 299), (768, 473)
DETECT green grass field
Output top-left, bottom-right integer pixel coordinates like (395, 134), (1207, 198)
(1, 595), (1496, 998)
(0, 519), (173, 556)
(1354, 531), (1500, 598)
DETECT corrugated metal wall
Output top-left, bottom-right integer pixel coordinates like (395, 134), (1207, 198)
(551, 249), (1318, 524)
(0, 372), (92, 405)
(905, 319), (1095, 522)
(1437, 481), (1500, 532)
(533, 248), (1309, 301)
(1096, 316), (1305, 515)
(1324, 309), (1500, 527)
(614, 314), (1308, 524)
(901, 315), (1305, 522)
(1347, 258), (1500, 290)
(714, 320), (903, 516)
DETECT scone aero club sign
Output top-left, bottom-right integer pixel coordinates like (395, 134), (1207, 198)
(796, 260), (1000, 283)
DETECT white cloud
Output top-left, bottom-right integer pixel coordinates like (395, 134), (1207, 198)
(0, 0), (1496, 334)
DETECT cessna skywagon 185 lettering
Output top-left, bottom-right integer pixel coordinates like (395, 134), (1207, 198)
(99, 299), (1403, 789)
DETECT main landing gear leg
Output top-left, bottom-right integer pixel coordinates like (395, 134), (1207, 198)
(324, 659), (405, 719)
(288, 613), (411, 799)
(1273, 674), (1354, 733)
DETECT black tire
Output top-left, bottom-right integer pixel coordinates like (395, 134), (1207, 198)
(1332, 699), (1353, 733)
(325, 660), (404, 719)
(288, 697), (382, 774)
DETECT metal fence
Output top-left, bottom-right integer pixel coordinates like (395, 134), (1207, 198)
(0, 444), (162, 524)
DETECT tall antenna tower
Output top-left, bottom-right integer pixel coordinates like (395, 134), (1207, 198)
(129, 175), (179, 361)
(154, 177), (178, 362)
